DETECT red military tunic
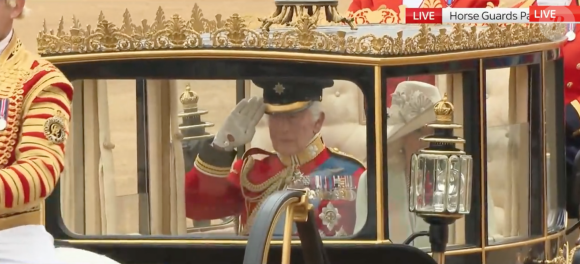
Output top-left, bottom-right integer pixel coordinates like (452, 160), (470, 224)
(185, 134), (365, 236)
(0, 32), (73, 225)
(564, 9), (580, 104)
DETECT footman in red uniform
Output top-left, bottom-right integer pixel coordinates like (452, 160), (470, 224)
(0, 0), (77, 263)
(185, 78), (366, 237)
(0, 1), (123, 263)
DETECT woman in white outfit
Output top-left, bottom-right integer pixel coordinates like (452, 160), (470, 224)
(354, 81), (501, 246)
(385, 81), (442, 247)
(353, 81), (441, 246)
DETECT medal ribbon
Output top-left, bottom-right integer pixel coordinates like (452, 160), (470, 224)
(568, 23), (575, 34)
(0, 99), (9, 121)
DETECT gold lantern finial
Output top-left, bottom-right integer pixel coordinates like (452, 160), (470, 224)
(433, 93), (454, 122)
(180, 83), (199, 109)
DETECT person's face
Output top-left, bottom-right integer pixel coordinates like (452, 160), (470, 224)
(268, 108), (325, 156)
(0, 0), (24, 39)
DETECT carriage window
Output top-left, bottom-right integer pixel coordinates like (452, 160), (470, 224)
(545, 59), (564, 233)
(385, 74), (466, 247)
(485, 67), (531, 243)
(60, 78), (369, 238)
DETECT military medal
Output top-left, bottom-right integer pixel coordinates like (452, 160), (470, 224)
(0, 98), (9, 131)
(567, 23), (576, 41)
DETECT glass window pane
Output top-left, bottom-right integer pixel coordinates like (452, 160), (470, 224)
(486, 67), (531, 243)
(61, 74), (370, 239)
(386, 74), (466, 247)
(545, 59), (565, 233)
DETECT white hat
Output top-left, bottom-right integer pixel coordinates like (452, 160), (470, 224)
(386, 81), (442, 143)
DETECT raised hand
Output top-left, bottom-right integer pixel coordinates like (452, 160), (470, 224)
(212, 97), (265, 151)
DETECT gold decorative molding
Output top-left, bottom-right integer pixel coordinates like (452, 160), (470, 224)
(37, 5), (567, 57)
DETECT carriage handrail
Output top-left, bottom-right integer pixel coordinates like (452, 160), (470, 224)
(242, 189), (329, 264)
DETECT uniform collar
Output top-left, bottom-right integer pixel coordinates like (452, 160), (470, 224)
(277, 133), (325, 166)
(0, 30), (13, 54)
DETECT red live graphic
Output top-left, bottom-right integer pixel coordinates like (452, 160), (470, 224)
(406, 8), (443, 24)
(529, 6), (580, 22)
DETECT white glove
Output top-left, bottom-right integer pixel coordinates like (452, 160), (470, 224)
(213, 97), (265, 151)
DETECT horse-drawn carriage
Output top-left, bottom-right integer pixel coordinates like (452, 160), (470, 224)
(36, 1), (576, 263)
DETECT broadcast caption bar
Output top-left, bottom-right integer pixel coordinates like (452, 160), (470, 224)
(405, 6), (580, 24)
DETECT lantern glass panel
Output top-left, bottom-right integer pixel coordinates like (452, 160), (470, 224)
(459, 155), (473, 213)
(409, 154), (418, 211)
(414, 154), (449, 213)
(447, 156), (461, 213)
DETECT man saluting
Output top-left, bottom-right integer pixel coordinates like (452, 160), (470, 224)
(185, 78), (366, 236)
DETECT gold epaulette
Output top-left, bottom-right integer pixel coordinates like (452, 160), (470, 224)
(328, 147), (366, 168)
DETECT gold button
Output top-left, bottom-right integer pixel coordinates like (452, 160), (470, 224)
(576, 63), (580, 70)
(568, 82), (573, 88)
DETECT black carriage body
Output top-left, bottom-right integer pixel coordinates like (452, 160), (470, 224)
(38, 4), (571, 264)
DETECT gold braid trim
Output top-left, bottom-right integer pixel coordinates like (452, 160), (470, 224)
(239, 155), (292, 234)
(193, 156), (230, 177)
(240, 157), (291, 193)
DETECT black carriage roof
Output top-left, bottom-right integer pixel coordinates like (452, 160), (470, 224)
(36, 5), (567, 66)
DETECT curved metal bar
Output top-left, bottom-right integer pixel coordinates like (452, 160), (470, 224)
(403, 231), (430, 245)
(242, 190), (304, 264)
(243, 189), (330, 264)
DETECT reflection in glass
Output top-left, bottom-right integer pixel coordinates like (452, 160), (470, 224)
(485, 68), (530, 243)
(386, 77), (466, 247)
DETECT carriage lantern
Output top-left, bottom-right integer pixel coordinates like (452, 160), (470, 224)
(179, 84), (215, 228)
(408, 94), (473, 264)
(178, 83), (215, 142)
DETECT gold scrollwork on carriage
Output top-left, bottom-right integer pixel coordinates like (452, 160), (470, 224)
(36, 5), (566, 57)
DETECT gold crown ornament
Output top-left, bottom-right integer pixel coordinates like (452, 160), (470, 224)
(179, 84), (199, 110)
(36, 4), (567, 57)
(434, 93), (454, 122)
